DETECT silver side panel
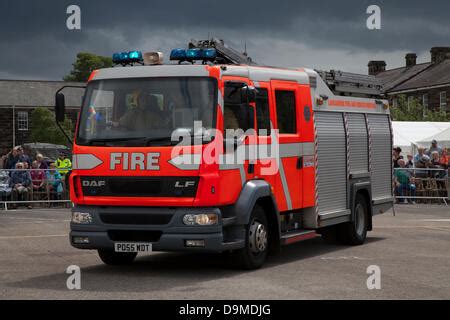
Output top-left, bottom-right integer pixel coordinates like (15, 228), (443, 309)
(347, 113), (369, 174)
(315, 112), (348, 215)
(367, 114), (392, 201)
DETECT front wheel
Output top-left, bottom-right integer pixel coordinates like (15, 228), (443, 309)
(231, 205), (269, 270)
(337, 194), (369, 245)
(97, 250), (137, 265)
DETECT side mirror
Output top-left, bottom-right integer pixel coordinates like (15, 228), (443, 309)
(55, 92), (66, 123)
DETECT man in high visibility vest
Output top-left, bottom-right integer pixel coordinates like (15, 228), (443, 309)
(56, 152), (72, 199)
(56, 152), (72, 176)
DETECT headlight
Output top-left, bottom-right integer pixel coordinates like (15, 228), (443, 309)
(183, 213), (218, 226)
(72, 212), (93, 224)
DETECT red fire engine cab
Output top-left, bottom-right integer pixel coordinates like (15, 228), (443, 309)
(55, 47), (393, 269)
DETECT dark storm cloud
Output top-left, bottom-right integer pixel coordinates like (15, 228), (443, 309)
(0, 0), (449, 79)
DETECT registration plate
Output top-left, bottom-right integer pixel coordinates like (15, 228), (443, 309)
(114, 242), (152, 253)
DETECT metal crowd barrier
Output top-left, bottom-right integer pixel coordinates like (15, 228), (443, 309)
(0, 168), (72, 210)
(394, 167), (449, 205)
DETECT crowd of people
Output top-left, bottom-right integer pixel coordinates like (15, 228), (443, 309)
(0, 146), (71, 209)
(393, 140), (449, 204)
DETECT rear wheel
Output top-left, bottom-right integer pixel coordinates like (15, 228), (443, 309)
(98, 249), (137, 265)
(231, 205), (269, 269)
(337, 194), (368, 245)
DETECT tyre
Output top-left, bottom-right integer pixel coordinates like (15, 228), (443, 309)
(337, 193), (369, 245)
(231, 205), (269, 270)
(97, 249), (137, 265)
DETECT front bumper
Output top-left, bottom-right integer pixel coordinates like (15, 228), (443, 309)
(70, 205), (244, 252)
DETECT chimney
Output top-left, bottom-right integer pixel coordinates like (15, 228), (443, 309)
(368, 60), (386, 76)
(405, 53), (417, 67)
(430, 47), (450, 64)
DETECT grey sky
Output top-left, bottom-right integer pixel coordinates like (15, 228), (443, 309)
(0, 0), (449, 80)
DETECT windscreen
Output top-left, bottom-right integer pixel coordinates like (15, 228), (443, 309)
(77, 77), (217, 146)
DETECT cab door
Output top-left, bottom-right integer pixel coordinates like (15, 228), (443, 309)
(270, 80), (303, 211)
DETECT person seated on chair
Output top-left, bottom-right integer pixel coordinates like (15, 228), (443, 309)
(31, 160), (45, 193)
(9, 162), (32, 209)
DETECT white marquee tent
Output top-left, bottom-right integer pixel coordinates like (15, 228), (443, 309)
(392, 121), (450, 155)
(416, 127), (450, 149)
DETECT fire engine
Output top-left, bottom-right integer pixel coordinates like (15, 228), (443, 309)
(55, 40), (393, 269)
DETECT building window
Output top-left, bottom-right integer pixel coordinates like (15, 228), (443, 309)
(407, 96), (414, 110)
(275, 90), (297, 134)
(392, 98), (398, 108)
(440, 91), (447, 111)
(255, 88), (271, 136)
(17, 111), (28, 131)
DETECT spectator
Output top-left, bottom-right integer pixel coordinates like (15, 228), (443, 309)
(414, 148), (425, 167)
(426, 139), (442, 156)
(30, 160), (45, 192)
(5, 147), (20, 170)
(56, 152), (71, 177)
(430, 151), (441, 167)
(415, 154), (431, 178)
(393, 147), (403, 168)
(405, 154), (414, 168)
(440, 148), (449, 169)
(47, 162), (63, 202)
(394, 159), (416, 204)
(0, 152), (7, 169)
(0, 170), (12, 202)
(17, 147), (31, 168)
(35, 153), (48, 170)
(10, 162), (32, 209)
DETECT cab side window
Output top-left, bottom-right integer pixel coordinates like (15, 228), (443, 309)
(275, 90), (296, 134)
(256, 88), (271, 136)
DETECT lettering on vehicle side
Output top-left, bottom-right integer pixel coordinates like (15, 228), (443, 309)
(110, 152), (160, 171)
(82, 180), (106, 187)
(175, 181), (196, 188)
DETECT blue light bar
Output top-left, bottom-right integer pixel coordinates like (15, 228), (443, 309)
(112, 51), (143, 65)
(170, 47), (217, 62)
(186, 48), (202, 60)
(202, 48), (217, 60)
(170, 48), (186, 60)
(128, 51), (143, 63)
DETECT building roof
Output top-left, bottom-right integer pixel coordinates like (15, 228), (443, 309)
(389, 59), (450, 93)
(376, 62), (432, 92)
(0, 80), (84, 107)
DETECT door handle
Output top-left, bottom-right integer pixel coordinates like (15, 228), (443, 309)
(248, 163), (255, 174)
(297, 157), (303, 169)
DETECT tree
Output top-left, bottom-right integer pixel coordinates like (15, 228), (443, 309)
(30, 107), (73, 146)
(390, 95), (449, 121)
(64, 52), (112, 82)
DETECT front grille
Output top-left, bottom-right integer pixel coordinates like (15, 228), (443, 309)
(100, 213), (172, 225)
(107, 230), (162, 242)
(80, 176), (199, 197)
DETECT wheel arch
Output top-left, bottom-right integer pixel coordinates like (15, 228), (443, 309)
(352, 184), (373, 231)
(233, 180), (281, 253)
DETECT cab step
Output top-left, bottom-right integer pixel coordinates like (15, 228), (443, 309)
(280, 230), (317, 245)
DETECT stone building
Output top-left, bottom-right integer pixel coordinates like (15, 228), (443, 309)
(0, 80), (84, 155)
(369, 47), (450, 113)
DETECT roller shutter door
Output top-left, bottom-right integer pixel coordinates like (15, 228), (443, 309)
(315, 112), (347, 214)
